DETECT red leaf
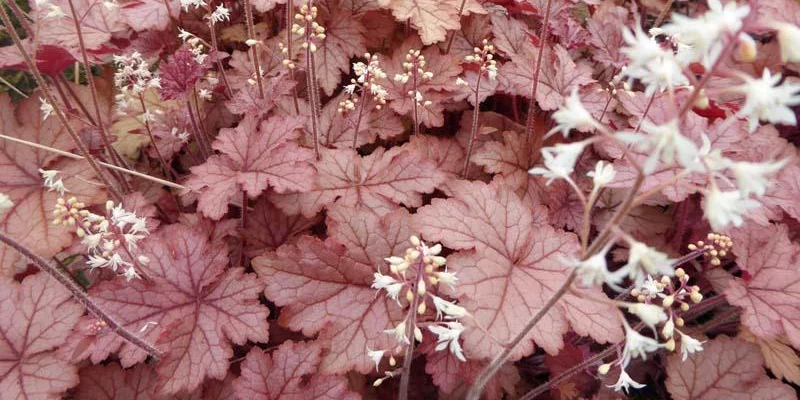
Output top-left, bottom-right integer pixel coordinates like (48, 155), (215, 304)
(65, 223), (269, 395)
(0, 273), (83, 399)
(159, 46), (209, 101)
(252, 206), (411, 373)
(243, 197), (319, 258)
(233, 341), (359, 399)
(666, 335), (795, 400)
(186, 115), (316, 220)
(0, 95), (106, 276)
(500, 44), (595, 111)
(269, 144), (446, 218)
(119, 0), (180, 32)
(725, 224), (800, 348)
(412, 179), (621, 360)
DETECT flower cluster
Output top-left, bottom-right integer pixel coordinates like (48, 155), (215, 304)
(601, 267), (706, 393)
(687, 233), (733, 267)
(292, 2), (326, 54)
(177, 29), (210, 65)
(456, 39), (498, 87)
(52, 194), (149, 281)
(113, 52), (161, 111)
(394, 49), (434, 107)
(39, 169), (67, 195)
(338, 53), (388, 113)
(369, 236), (464, 386)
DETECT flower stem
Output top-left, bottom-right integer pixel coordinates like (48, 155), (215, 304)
(443, 0), (467, 55)
(137, 94), (176, 181)
(0, 133), (186, 190)
(287, 0), (301, 115)
(305, 31), (322, 159)
(398, 258), (425, 400)
(351, 72), (371, 149)
(412, 62), (420, 137)
(0, 231), (163, 361)
(466, 269), (578, 400)
(186, 99), (211, 157)
(243, 0), (264, 98)
(524, 0), (553, 160)
(209, 22), (233, 99)
(0, 4), (123, 202)
(462, 73), (483, 178)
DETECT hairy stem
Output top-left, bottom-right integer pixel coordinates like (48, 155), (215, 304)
(351, 80), (370, 149)
(305, 38), (322, 159)
(398, 259), (425, 400)
(0, 133), (186, 190)
(286, 0), (301, 115)
(466, 270), (578, 400)
(0, 3), (123, 202)
(209, 22), (233, 99)
(524, 0), (553, 159)
(412, 63), (420, 137)
(243, 0), (264, 98)
(443, 0), (467, 55)
(462, 72), (483, 178)
(0, 231), (163, 361)
(5, 0), (32, 38)
(137, 95), (176, 181)
(186, 99), (211, 157)
(66, 0), (130, 177)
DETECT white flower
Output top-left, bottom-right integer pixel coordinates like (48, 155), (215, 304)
(662, 0), (750, 67)
(106, 253), (133, 272)
(344, 84), (357, 94)
(455, 77), (468, 86)
(0, 193), (12, 215)
(621, 23), (688, 95)
(384, 321), (410, 345)
(437, 269), (458, 290)
(39, 97), (54, 120)
(776, 23), (800, 63)
(546, 89), (596, 139)
(428, 322), (466, 362)
(588, 161), (616, 189)
(617, 120), (699, 174)
(87, 254), (110, 270)
(662, 318), (675, 339)
(621, 22), (668, 71)
(607, 368), (646, 393)
(729, 159), (788, 197)
(565, 242), (623, 290)
(430, 295), (467, 319)
(616, 240), (675, 285)
(38, 169), (67, 195)
(82, 233), (104, 251)
(528, 139), (593, 185)
(678, 331), (705, 361)
(486, 64), (498, 80)
(367, 348), (385, 371)
(626, 303), (668, 332)
(734, 69), (800, 132)
(121, 266), (140, 281)
(637, 275), (664, 300)
(702, 186), (760, 231)
(637, 56), (689, 96)
(372, 271), (404, 304)
(621, 326), (663, 368)
(180, 0), (206, 11)
(208, 4), (230, 24)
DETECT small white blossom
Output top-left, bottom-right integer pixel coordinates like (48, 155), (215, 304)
(428, 322), (466, 362)
(703, 186), (760, 231)
(372, 271), (404, 304)
(734, 69), (800, 132)
(776, 23), (800, 63)
(39, 169), (68, 195)
(384, 321), (410, 345)
(617, 120), (699, 174)
(546, 89), (596, 139)
(621, 325), (663, 368)
(729, 159), (788, 197)
(626, 303), (668, 332)
(430, 295), (467, 320)
(615, 240), (675, 285)
(528, 139), (593, 185)
(208, 4), (230, 24)
(455, 77), (468, 86)
(122, 266), (140, 281)
(588, 161), (616, 189)
(621, 23), (688, 95)
(39, 97), (54, 120)
(437, 269), (458, 290)
(607, 368), (646, 393)
(0, 193), (13, 213)
(637, 275), (664, 300)
(662, 318), (675, 339)
(180, 0), (206, 11)
(678, 331), (705, 361)
(367, 348), (385, 371)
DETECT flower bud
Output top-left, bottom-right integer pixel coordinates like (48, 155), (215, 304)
(665, 338), (676, 351)
(598, 363), (612, 375)
(662, 295), (675, 308)
(410, 235), (421, 246)
(777, 23), (800, 63)
(737, 33), (757, 63)
(417, 302), (426, 315)
(414, 327), (423, 342)
(690, 291), (703, 303)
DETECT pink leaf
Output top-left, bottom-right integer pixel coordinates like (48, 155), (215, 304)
(725, 224), (800, 348)
(252, 207), (411, 373)
(119, 0), (180, 32)
(244, 197), (319, 258)
(0, 273), (83, 399)
(666, 335), (794, 400)
(233, 341), (359, 399)
(65, 223), (269, 395)
(413, 179), (621, 360)
(34, 0), (126, 60)
(186, 114), (316, 220)
(586, 2), (629, 68)
(312, 6), (367, 96)
(269, 144), (446, 218)
(383, 0), (469, 45)
(0, 95), (106, 276)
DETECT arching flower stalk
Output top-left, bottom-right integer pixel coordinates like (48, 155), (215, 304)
(394, 49), (433, 137)
(369, 236), (464, 400)
(293, 0), (326, 159)
(339, 53), (388, 149)
(458, 39), (498, 178)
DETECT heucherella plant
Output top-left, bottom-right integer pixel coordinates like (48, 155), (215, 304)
(2, 0), (800, 399)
